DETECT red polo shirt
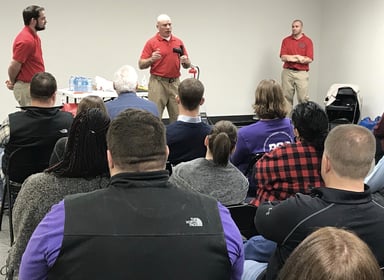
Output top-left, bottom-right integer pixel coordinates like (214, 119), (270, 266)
(140, 33), (188, 78)
(280, 34), (313, 71)
(13, 26), (45, 82)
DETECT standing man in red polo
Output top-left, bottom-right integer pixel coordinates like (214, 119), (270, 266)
(6, 5), (47, 107)
(139, 14), (191, 123)
(280, 19), (313, 113)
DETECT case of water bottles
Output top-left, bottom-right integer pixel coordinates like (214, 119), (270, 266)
(69, 76), (93, 92)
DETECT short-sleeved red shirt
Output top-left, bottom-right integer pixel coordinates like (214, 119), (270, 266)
(280, 34), (313, 71)
(13, 26), (45, 83)
(140, 33), (188, 78)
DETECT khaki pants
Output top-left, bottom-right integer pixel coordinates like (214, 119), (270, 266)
(148, 75), (180, 123)
(13, 81), (31, 107)
(281, 69), (309, 114)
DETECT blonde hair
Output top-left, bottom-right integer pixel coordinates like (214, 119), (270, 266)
(253, 79), (288, 119)
(278, 227), (382, 280)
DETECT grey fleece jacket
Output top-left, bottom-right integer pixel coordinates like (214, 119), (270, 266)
(169, 158), (248, 206)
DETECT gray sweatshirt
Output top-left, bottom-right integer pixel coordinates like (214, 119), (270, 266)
(169, 158), (248, 206)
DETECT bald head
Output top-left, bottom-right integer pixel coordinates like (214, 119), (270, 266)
(156, 14), (172, 38)
(324, 124), (375, 179)
(157, 14), (171, 23)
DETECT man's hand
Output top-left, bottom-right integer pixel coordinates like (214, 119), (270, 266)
(180, 55), (188, 64)
(296, 55), (306, 63)
(5, 80), (14, 90)
(151, 49), (162, 62)
(180, 55), (191, 68)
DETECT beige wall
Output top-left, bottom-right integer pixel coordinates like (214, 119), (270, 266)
(1, 0), (382, 121)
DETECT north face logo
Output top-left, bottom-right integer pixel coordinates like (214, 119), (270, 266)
(186, 217), (203, 227)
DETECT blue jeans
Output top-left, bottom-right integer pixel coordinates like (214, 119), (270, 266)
(241, 235), (276, 280)
(241, 260), (267, 280)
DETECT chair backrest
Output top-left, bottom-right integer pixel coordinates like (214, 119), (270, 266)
(6, 145), (53, 183)
(227, 203), (258, 239)
(244, 153), (265, 177)
(245, 153), (265, 197)
(326, 87), (360, 124)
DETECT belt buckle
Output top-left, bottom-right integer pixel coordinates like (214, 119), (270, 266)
(169, 78), (175, 83)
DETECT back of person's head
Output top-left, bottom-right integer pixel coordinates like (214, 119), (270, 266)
(178, 78), (204, 111)
(291, 101), (329, 152)
(47, 108), (110, 178)
(107, 108), (167, 171)
(253, 79), (288, 119)
(30, 72), (57, 100)
(113, 65), (138, 94)
(324, 124), (375, 179)
(77, 96), (107, 115)
(208, 120), (237, 166)
(23, 5), (44, 25)
(278, 227), (383, 280)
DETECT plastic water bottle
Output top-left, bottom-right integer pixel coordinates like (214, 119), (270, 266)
(81, 77), (88, 92)
(75, 76), (82, 92)
(87, 78), (93, 92)
(69, 76), (75, 91)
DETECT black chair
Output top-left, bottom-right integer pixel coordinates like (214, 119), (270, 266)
(0, 145), (53, 245)
(227, 203), (258, 240)
(244, 153), (265, 197)
(326, 86), (360, 125)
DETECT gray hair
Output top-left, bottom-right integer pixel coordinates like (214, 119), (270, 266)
(113, 65), (138, 93)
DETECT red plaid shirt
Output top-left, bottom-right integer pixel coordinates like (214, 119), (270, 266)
(250, 142), (324, 206)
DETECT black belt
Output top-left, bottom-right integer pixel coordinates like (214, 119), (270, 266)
(286, 68), (307, 72)
(151, 75), (178, 83)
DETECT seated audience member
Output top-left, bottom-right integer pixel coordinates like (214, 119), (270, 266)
(278, 227), (383, 280)
(0, 72), (73, 172)
(19, 109), (244, 280)
(170, 120), (248, 206)
(166, 78), (212, 166)
(251, 101), (328, 206)
(231, 79), (294, 196)
(105, 65), (159, 119)
(6, 108), (110, 278)
(50, 95), (107, 165)
(243, 124), (384, 280)
(77, 95), (108, 114)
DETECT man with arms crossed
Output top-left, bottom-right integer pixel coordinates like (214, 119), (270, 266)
(139, 14), (191, 123)
(6, 5), (47, 106)
(19, 109), (244, 280)
(280, 19), (313, 113)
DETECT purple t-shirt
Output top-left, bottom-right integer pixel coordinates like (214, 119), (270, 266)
(19, 200), (244, 280)
(231, 118), (294, 173)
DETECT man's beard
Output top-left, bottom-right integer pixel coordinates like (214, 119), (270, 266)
(35, 24), (45, 32)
